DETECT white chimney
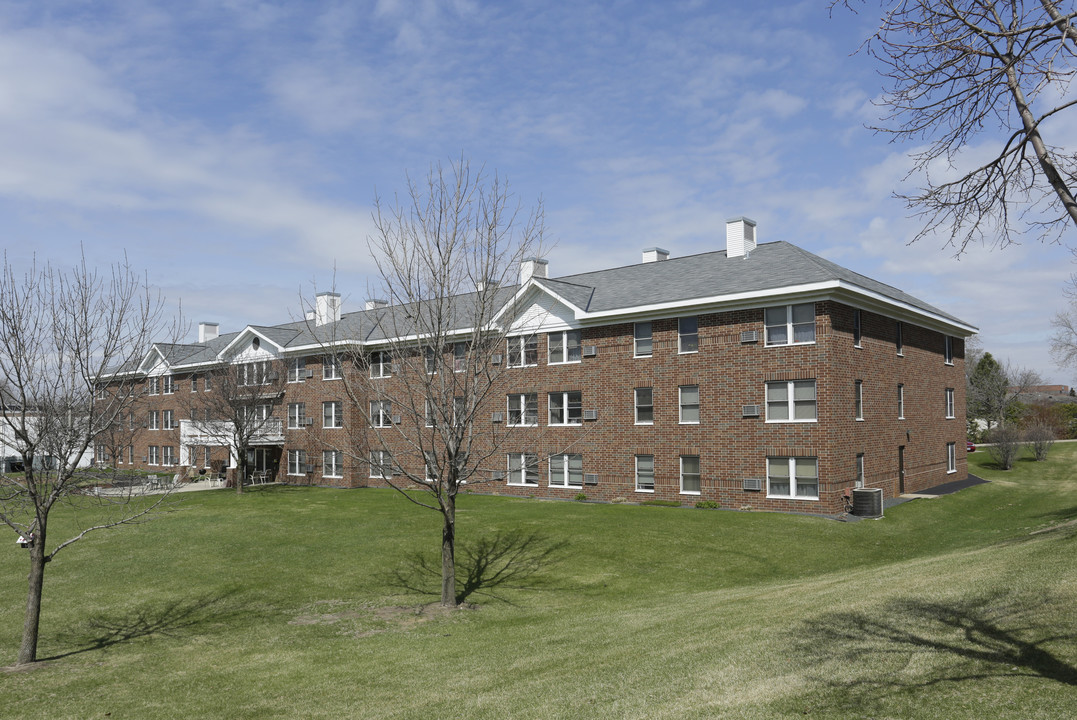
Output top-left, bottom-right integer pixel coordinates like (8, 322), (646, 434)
(642, 247), (670, 263)
(519, 258), (549, 284)
(364, 298), (388, 311)
(315, 292), (342, 326)
(198, 322), (219, 343)
(726, 217), (757, 258)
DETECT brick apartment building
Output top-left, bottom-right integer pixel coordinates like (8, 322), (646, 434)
(100, 218), (976, 515)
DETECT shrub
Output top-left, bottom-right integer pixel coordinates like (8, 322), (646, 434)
(1024, 420), (1057, 461)
(574, 492), (587, 502)
(986, 424), (1022, 470)
(694, 500), (720, 509)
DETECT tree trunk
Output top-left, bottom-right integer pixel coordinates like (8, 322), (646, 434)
(18, 533), (46, 665)
(236, 452), (245, 495)
(440, 494), (457, 607)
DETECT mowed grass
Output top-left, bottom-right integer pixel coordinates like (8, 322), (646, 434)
(2, 446), (1076, 719)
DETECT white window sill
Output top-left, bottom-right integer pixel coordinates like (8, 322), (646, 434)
(766, 494), (819, 501)
(635, 421), (654, 426)
(507, 483), (538, 487)
(507, 424), (538, 429)
(765, 419), (817, 424)
(548, 361), (582, 366)
(633, 354), (652, 359)
(680, 490), (701, 496)
(679, 421), (700, 425)
(635, 487), (654, 493)
(548, 423), (582, 427)
(323, 475), (343, 479)
(764, 341), (817, 348)
(856, 418), (865, 422)
(678, 350), (698, 355)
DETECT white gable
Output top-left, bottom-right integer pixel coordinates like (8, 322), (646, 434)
(506, 292), (578, 334)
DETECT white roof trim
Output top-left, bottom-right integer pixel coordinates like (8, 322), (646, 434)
(217, 327), (288, 360)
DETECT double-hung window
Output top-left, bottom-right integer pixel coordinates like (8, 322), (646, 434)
(680, 456), (701, 494)
(323, 401), (343, 428)
(323, 356), (342, 380)
(853, 309), (862, 347)
(507, 393), (537, 426)
(549, 391), (582, 425)
(163, 375), (174, 394)
(855, 380), (864, 420)
(678, 317), (698, 353)
(370, 400), (392, 428)
(163, 446), (176, 466)
(424, 346), (437, 374)
(453, 342), (468, 372)
(549, 453), (583, 488)
(288, 357), (307, 382)
(634, 322), (653, 357)
(549, 330), (582, 364)
(239, 362), (268, 386)
(944, 336), (954, 364)
(897, 384), (905, 419)
(635, 455), (655, 492)
(191, 375), (199, 392)
(148, 446), (159, 465)
(370, 450), (392, 478)
(148, 377), (159, 395)
(323, 450), (343, 478)
(288, 403), (306, 429)
(947, 442), (957, 473)
(288, 449), (307, 476)
(896, 321), (904, 356)
(507, 453), (538, 486)
(766, 380), (816, 422)
(163, 410), (174, 429)
(370, 351), (391, 379)
(507, 336), (538, 367)
(635, 388), (654, 424)
(855, 453), (865, 487)
(945, 388), (955, 419)
(149, 410), (160, 430)
(764, 303), (815, 345)
(767, 457), (818, 500)
(679, 385), (700, 424)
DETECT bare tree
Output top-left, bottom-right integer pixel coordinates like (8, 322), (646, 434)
(181, 359), (288, 494)
(839, 1), (1077, 251)
(331, 160), (547, 608)
(987, 423), (1023, 468)
(968, 351), (1041, 428)
(0, 255), (177, 665)
(1024, 417), (1057, 460)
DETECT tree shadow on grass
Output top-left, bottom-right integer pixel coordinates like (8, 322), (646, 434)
(785, 591), (1077, 715)
(385, 529), (569, 605)
(44, 589), (243, 661)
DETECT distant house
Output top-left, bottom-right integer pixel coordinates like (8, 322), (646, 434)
(101, 218), (976, 515)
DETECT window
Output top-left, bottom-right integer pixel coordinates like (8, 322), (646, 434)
(507, 393), (537, 426)
(288, 403), (306, 429)
(163, 409), (174, 429)
(764, 303), (815, 345)
(454, 342), (468, 372)
(549, 391), (582, 425)
(945, 388), (955, 419)
(679, 385), (700, 424)
(945, 336), (954, 364)
(549, 330), (582, 364)
(288, 449), (307, 476)
(323, 450), (343, 478)
(323, 356), (342, 380)
(766, 380), (816, 422)
(369, 450), (392, 478)
(896, 321), (904, 356)
(243, 403), (270, 423)
(507, 453), (539, 486)
(370, 351), (391, 378)
(635, 387), (654, 424)
(635, 455), (655, 492)
(425, 400), (436, 428)
(853, 309), (862, 347)
(149, 410), (160, 430)
(238, 361), (268, 386)
(204, 446), (210, 468)
(549, 453), (583, 487)
(897, 384), (905, 419)
(634, 322), (652, 357)
(204, 374), (212, 392)
(163, 375), (174, 394)
(288, 357), (307, 382)
(855, 380), (864, 420)
(148, 446), (159, 465)
(678, 317), (698, 353)
(947, 442), (957, 473)
(767, 457), (818, 499)
(370, 401), (392, 428)
(148, 377), (159, 395)
(507, 336), (538, 367)
(163, 446), (176, 466)
(425, 451), (439, 481)
(424, 346), (438, 374)
(191, 375), (198, 392)
(453, 396), (466, 425)
(323, 401), (343, 428)
(855, 453), (865, 487)
(680, 456), (701, 494)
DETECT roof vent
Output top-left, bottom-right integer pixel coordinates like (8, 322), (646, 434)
(642, 247), (670, 263)
(726, 217), (757, 258)
(364, 298), (388, 311)
(519, 258), (549, 284)
(198, 322), (219, 343)
(315, 292), (342, 325)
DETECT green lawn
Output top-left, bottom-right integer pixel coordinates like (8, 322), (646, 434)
(2, 446), (1076, 719)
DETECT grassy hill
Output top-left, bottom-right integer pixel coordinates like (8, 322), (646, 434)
(1, 446), (1075, 718)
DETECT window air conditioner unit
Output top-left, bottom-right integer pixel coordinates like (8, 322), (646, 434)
(583, 409), (598, 421)
(391, 415), (402, 425)
(584, 473), (599, 485)
(304, 368), (314, 378)
(740, 330), (759, 344)
(491, 412), (503, 423)
(491, 354), (502, 365)
(391, 363), (401, 373)
(303, 463), (315, 473)
(302, 418), (314, 426)
(141, 456), (148, 463)
(142, 422), (149, 428)
(490, 470), (505, 480)
(266, 372), (280, 381)
(742, 477), (762, 491)
(741, 405), (761, 417)
(582, 345), (597, 357)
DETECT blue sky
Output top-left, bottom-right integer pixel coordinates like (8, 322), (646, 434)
(2, 0), (1073, 382)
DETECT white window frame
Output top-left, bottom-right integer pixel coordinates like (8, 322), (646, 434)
(369, 450), (392, 478)
(191, 375), (199, 393)
(764, 303), (816, 346)
(323, 356), (342, 380)
(947, 442), (957, 473)
(507, 336), (538, 368)
(323, 450), (343, 478)
(680, 455), (701, 495)
(453, 342), (468, 373)
(163, 446), (176, 466)
(148, 446), (159, 465)
(945, 388), (955, 419)
(288, 402), (306, 429)
(163, 375), (174, 395)
(896, 321), (904, 356)
(239, 361), (268, 386)
(204, 446), (211, 468)
(323, 401), (343, 429)
(549, 453), (583, 488)
(635, 387), (654, 425)
(424, 346), (438, 375)
(288, 449), (307, 476)
(766, 456), (819, 500)
(944, 336), (954, 365)
(507, 393), (538, 427)
(855, 380), (864, 420)
(897, 384), (905, 420)
(548, 391), (582, 426)
(855, 453), (865, 488)
(370, 351), (391, 379)
(148, 377), (159, 395)
(507, 452), (539, 486)
(204, 374), (212, 392)
(634, 322), (653, 357)
(765, 380), (817, 423)
(370, 400), (392, 428)
(853, 308), (862, 348)
(548, 330), (582, 364)
(679, 385), (700, 424)
(163, 409), (174, 430)
(288, 357), (306, 383)
(678, 316), (698, 354)
(149, 410), (159, 431)
(425, 451), (439, 482)
(635, 454), (655, 492)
